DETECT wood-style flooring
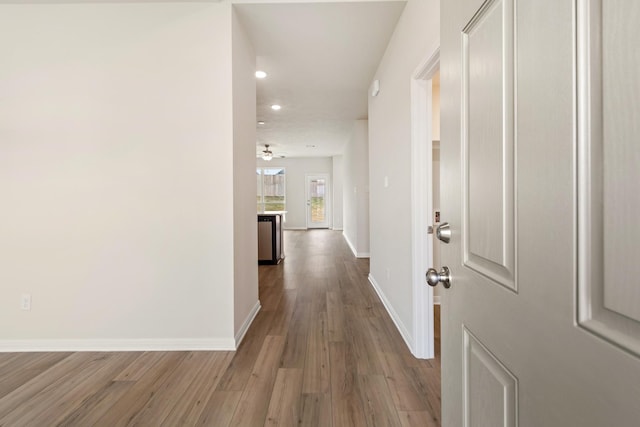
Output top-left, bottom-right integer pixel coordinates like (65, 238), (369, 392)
(0, 230), (441, 426)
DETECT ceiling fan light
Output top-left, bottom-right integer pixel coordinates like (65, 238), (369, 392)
(262, 144), (273, 161)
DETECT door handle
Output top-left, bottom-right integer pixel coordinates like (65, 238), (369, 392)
(436, 222), (451, 243)
(426, 266), (451, 288)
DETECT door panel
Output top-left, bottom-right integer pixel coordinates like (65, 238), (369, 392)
(577, 0), (640, 357)
(463, 328), (517, 427)
(462, 0), (516, 291)
(441, 0), (640, 426)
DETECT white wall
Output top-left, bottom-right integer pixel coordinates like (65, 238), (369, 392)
(432, 78), (441, 141)
(0, 2), (247, 350)
(332, 155), (344, 230)
(256, 157), (333, 230)
(232, 8), (260, 342)
(368, 0), (440, 340)
(343, 120), (370, 257)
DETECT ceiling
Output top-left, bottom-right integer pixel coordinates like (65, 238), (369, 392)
(234, 1), (406, 159)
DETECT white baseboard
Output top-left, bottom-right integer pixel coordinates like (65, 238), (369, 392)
(0, 338), (236, 353)
(235, 300), (261, 348)
(342, 232), (370, 258)
(284, 227), (307, 230)
(0, 301), (263, 353)
(332, 227), (343, 231)
(368, 274), (414, 352)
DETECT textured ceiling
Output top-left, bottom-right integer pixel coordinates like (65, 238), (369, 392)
(235, 1), (406, 158)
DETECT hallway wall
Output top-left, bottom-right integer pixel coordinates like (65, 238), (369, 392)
(0, 2), (254, 350)
(232, 8), (260, 343)
(368, 0), (440, 346)
(343, 120), (370, 257)
(332, 155), (344, 231)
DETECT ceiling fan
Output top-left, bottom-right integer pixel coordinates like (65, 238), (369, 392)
(257, 144), (286, 161)
(261, 144), (273, 161)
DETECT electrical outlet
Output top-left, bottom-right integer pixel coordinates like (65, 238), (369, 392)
(21, 294), (31, 311)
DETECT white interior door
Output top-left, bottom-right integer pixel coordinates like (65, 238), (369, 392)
(305, 174), (330, 229)
(439, 0), (640, 426)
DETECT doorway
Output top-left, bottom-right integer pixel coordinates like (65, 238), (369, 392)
(305, 174), (330, 229)
(410, 48), (440, 359)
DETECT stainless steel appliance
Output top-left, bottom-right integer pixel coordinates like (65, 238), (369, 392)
(258, 214), (283, 264)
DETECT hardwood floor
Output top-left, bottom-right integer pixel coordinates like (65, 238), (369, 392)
(0, 230), (441, 426)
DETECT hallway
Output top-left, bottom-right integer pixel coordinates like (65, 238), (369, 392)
(229, 230), (441, 426)
(0, 230), (441, 426)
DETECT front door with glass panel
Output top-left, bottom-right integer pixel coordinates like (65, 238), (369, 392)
(305, 174), (329, 228)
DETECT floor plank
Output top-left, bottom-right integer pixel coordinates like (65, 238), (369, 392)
(58, 380), (134, 427)
(330, 342), (368, 426)
(194, 390), (242, 427)
(302, 311), (330, 394)
(299, 393), (332, 427)
(0, 352), (71, 400)
(378, 351), (428, 412)
(0, 352), (108, 419)
(264, 368), (303, 426)
(398, 410), (441, 427)
(1, 353), (136, 426)
(125, 352), (218, 425)
(161, 352), (234, 426)
(228, 335), (285, 427)
(358, 374), (403, 427)
(91, 352), (188, 426)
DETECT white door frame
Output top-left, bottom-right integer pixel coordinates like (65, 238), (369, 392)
(410, 46), (439, 359)
(305, 173), (331, 229)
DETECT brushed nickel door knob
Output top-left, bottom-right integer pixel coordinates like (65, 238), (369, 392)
(426, 266), (451, 288)
(436, 222), (451, 243)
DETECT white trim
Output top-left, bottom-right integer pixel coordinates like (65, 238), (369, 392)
(368, 274), (414, 351)
(413, 45), (441, 80)
(410, 45), (440, 359)
(342, 232), (370, 258)
(0, 338), (236, 353)
(284, 227), (307, 230)
(332, 227), (344, 231)
(343, 231), (358, 256)
(235, 300), (261, 348)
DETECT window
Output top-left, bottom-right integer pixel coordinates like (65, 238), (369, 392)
(257, 167), (285, 212)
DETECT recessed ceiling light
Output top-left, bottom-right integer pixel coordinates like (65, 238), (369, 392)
(255, 70), (267, 79)
(271, 105), (281, 111)
(257, 121), (265, 125)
